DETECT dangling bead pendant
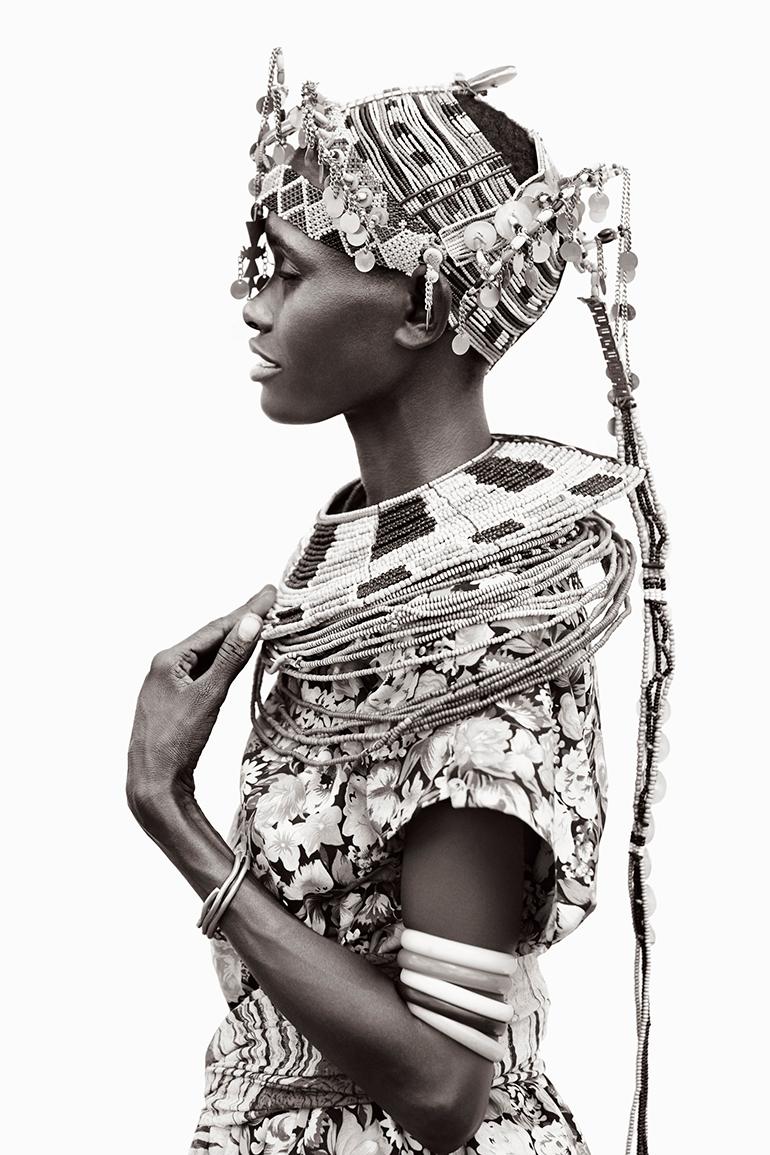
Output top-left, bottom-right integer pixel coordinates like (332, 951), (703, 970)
(355, 248), (375, 272)
(452, 330), (471, 355)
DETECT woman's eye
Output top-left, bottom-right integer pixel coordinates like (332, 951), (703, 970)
(277, 267), (300, 281)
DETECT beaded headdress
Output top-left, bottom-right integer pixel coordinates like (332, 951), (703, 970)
(231, 49), (633, 370)
(235, 47), (673, 1155)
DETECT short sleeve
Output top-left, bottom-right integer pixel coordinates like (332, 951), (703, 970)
(362, 616), (608, 954)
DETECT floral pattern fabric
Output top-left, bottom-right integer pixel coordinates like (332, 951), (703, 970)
(189, 609), (606, 1155)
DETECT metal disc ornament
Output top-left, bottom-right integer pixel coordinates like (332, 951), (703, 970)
(479, 283), (501, 308)
(559, 240), (582, 265)
(588, 190), (610, 221)
(322, 186), (346, 218)
(523, 266), (540, 291)
(230, 279), (249, 299)
(452, 331), (471, 354)
(611, 302), (637, 321)
(494, 198), (517, 240)
(556, 212), (575, 236)
(619, 251), (638, 281)
(338, 210), (361, 234)
(463, 220), (497, 252)
(512, 198), (536, 227)
(355, 249), (376, 272)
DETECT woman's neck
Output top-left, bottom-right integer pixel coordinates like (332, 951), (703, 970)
(343, 374), (492, 508)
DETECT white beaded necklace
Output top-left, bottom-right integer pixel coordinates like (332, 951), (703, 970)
(253, 432), (644, 764)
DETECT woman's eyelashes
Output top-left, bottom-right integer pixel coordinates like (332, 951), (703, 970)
(266, 243), (301, 282)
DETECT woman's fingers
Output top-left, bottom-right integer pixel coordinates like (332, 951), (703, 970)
(171, 585), (277, 657)
(199, 605), (269, 695)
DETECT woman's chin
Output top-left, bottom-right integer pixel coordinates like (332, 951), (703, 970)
(258, 389), (331, 426)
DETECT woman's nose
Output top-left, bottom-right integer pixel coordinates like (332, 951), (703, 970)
(242, 292), (271, 332)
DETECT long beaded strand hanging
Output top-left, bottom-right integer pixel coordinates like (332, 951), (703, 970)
(579, 166), (674, 1155)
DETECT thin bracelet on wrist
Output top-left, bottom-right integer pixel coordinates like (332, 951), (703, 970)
(197, 844), (252, 941)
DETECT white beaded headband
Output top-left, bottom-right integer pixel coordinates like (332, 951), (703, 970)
(231, 47), (638, 371)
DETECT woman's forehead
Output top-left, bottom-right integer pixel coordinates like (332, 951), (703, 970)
(264, 210), (337, 266)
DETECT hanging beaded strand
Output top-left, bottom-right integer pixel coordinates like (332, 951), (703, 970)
(578, 166), (674, 1155)
(230, 45), (285, 301)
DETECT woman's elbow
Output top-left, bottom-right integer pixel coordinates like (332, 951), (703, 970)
(420, 1074), (491, 1153)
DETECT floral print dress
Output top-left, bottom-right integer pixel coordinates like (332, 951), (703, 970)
(189, 606), (606, 1155)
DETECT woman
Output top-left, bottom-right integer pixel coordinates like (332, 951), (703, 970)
(127, 50), (672, 1155)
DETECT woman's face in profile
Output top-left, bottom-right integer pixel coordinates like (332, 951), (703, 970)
(242, 152), (422, 425)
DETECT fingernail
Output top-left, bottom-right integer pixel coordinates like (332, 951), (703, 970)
(237, 613), (262, 642)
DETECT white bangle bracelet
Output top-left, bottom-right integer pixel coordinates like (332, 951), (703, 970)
(400, 967), (513, 1023)
(405, 1001), (506, 1063)
(400, 927), (517, 976)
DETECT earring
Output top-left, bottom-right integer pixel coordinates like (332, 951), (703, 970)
(424, 273), (434, 331)
(421, 242), (443, 332)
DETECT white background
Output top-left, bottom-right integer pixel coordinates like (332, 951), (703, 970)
(2, 3), (766, 1152)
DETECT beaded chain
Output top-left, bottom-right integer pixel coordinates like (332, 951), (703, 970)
(582, 167), (673, 1155)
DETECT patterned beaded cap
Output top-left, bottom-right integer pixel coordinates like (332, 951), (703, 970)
(231, 48), (633, 368)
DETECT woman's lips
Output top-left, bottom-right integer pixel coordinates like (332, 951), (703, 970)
(248, 338), (281, 381)
(250, 358), (282, 381)
(248, 337), (280, 366)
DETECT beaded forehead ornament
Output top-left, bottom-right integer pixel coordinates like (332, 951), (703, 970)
(234, 47), (673, 1155)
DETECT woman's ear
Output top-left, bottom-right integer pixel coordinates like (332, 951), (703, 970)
(393, 265), (453, 351)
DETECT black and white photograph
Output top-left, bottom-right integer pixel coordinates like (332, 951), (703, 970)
(4, 4), (764, 1153)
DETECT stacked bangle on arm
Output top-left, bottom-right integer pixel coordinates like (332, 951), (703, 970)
(197, 844), (253, 942)
(395, 977), (509, 1038)
(397, 927), (518, 1063)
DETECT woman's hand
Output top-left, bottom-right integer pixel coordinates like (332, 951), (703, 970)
(126, 584), (277, 829)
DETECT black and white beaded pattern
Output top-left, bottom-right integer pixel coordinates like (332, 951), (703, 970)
(254, 82), (568, 367)
(261, 434), (645, 642)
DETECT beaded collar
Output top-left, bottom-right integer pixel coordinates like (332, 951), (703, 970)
(260, 432), (645, 645)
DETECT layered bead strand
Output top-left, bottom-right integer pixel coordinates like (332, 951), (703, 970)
(248, 509), (636, 770)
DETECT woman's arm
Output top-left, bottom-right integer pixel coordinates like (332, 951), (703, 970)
(136, 793), (526, 1154)
(127, 593), (526, 1152)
